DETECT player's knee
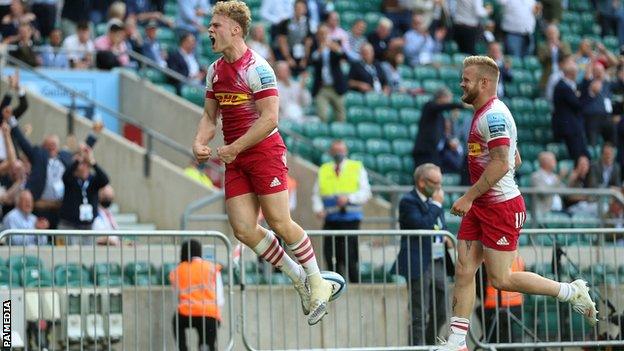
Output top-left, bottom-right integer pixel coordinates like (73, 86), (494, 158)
(455, 260), (477, 280)
(265, 218), (291, 236)
(489, 275), (512, 291)
(231, 222), (257, 242)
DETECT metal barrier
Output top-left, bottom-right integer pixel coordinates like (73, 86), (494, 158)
(0, 229), (234, 351)
(239, 229), (457, 351)
(471, 228), (624, 350)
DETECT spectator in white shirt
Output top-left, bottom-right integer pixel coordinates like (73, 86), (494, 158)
(498, 0), (538, 57)
(61, 21), (95, 69)
(247, 24), (274, 64)
(404, 14), (445, 66)
(2, 189), (49, 246)
(531, 151), (565, 215)
(92, 184), (120, 246)
(260, 0), (294, 39)
(325, 11), (350, 54)
(453, 0), (492, 54)
(275, 61), (312, 123)
(346, 19), (368, 61)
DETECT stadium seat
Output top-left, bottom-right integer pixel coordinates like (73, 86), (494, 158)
(313, 137), (333, 151)
(523, 56), (540, 71)
(0, 266), (20, 287)
(376, 154), (403, 173)
(438, 67), (460, 81)
(390, 94), (415, 109)
(386, 171), (411, 184)
(344, 91), (365, 107)
(383, 123), (410, 139)
(392, 139), (413, 156)
(510, 97), (534, 113)
(432, 53), (452, 66)
(347, 106), (375, 123)
(452, 53), (468, 66)
(159, 263), (177, 285)
(140, 68), (167, 84)
(21, 267), (53, 287)
(351, 153), (377, 170)
(365, 92), (390, 107)
(7, 255), (42, 272)
(422, 79), (446, 93)
(414, 94), (432, 108)
(413, 66), (438, 80)
(156, 83), (177, 94)
(357, 122), (383, 139)
(409, 125), (419, 139)
(303, 123), (330, 138)
(518, 83), (537, 98)
(124, 262), (156, 285)
(366, 139), (392, 155)
(181, 85), (204, 106)
(279, 119), (302, 135)
(546, 143), (569, 160)
(289, 139), (320, 164)
(402, 156), (415, 173)
(330, 122), (357, 138)
(92, 262), (122, 278)
(54, 264), (91, 287)
(399, 108), (421, 124)
(516, 161), (534, 177)
(374, 107), (400, 123)
(442, 174), (461, 186)
(397, 65), (414, 79)
(343, 138), (366, 153)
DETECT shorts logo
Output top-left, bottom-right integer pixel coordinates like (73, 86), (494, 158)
(514, 212), (525, 229)
(270, 177), (282, 188)
(468, 143), (482, 156)
(214, 92), (250, 105)
(496, 236), (510, 246)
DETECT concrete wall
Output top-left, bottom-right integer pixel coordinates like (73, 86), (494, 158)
(8, 80), (225, 232)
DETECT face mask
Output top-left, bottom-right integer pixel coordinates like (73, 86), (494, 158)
(333, 154), (346, 164)
(100, 200), (112, 208)
(423, 185), (436, 198)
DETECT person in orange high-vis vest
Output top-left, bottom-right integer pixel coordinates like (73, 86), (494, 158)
(481, 255), (525, 345)
(170, 240), (224, 351)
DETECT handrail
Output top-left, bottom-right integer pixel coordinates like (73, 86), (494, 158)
(0, 49), (225, 176)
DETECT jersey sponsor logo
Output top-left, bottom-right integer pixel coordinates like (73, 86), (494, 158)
(468, 142), (482, 156)
(487, 113), (507, 138)
(255, 65), (276, 88)
(214, 92), (251, 105)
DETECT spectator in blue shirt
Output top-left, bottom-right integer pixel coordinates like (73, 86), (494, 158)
(176, 0), (210, 35)
(142, 20), (167, 68)
(126, 0), (173, 27)
(41, 28), (69, 68)
(403, 14), (445, 66)
(3, 189), (50, 246)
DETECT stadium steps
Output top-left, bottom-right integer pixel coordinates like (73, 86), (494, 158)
(109, 204), (157, 232)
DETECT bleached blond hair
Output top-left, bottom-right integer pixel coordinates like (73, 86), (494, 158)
(213, 1), (252, 37)
(463, 55), (500, 82)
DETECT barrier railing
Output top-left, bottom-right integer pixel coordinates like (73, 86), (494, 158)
(239, 229), (458, 351)
(0, 229), (234, 351)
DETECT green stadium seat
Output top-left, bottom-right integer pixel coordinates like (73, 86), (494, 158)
(604, 36), (619, 51)
(383, 123), (410, 139)
(330, 122), (357, 138)
(392, 139), (413, 156)
(156, 83), (177, 94)
(422, 79), (446, 93)
(347, 106), (375, 123)
(438, 67), (459, 81)
(0, 266), (20, 287)
(409, 125), (419, 138)
(442, 174), (461, 186)
(510, 56), (524, 70)
(402, 156), (414, 173)
(546, 143), (569, 160)
(519, 143), (543, 161)
(357, 122), (383, 139)
(399, 108), (421, 124)
(397, 65), (414, 79)
(386, 274), (407, 284)
(516, 161), (534, 177)
(344, 91), (365, 107)
(92, 262), (122, 278)
(518, 176), (532, 187)
(96, 275), (124, 287)
(517, 129), (534, 143)
(159, 263), (177, 285)
(540, 212), (572, 229)
(289, 139), (320, 163)
(505, 83), (519, 97)
(414, 94), (432, 108)
(279, 119), (302, 135)
(164, 2), (178, 16)
(366, 139), (392, 155)
(351, 153), (377, 169)
(452, 53), (468, 66)
(386, 172), (404, 184)
(343, 138), (366, 153)
(534, 129), (553, 144)
(390, 93), (415, 109)
(402, 79), (421, 91)
(156, 28), (176, 42)
(124, 262), (156, 285)
(413, 66), (438, 80)
(523, 56), (540, 70)
(7, 255), (42, 272)
(374, 107), (400, 123)
(443, 41), (459, 54)
(510, 97), (534, 113)
(313, 137), (333, 151)
(376, 154), (403, 173)
(54, 264), (91, 287)
(365, 92), (390, 107)
(518, 83), (537, 98)
(364, 12), (381, 28)
(304, 123), (330, 138)
(557, 159), (574, 173)
(139, 68), (167, 84)
(95, 23), (107, 36)
(432, 53), (452, 66)
(181, 85), (204, 106)
(21, 267), (53, 287)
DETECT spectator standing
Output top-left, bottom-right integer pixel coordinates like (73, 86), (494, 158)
(260, 0), (294, 39)
(348, 43), (389, 94)
(94, 19), (131, 68)
(404, 14), (445, 66)
(9, 23), (41, 67)
(310, 24), (348, 122)
(62, 21), (95, 69)
(381, 48), (407, 93)
(31, 0), (58, 38)
(276, 61), (312, 123)
(142, 20), (167, 68)
(588, 142), (621, 188)
(177, 0), (210, 35)
(0, 0), (37, 40)
(59, 146), (109, 244)
(60, 0), (90, 35)
(2, 189), (49, 246)
(598, 0), (623, 38)
(453, 0), (492, 54)
(325, 12), (350, 53)
(530, 151), (565, 215)
(538, 24), (571, 90)
(92, 185), (120, 246)
(498, 0), (538, 57)
(247, 24), (274, 63)
(312, 140), (371, 283)
(580, 61), (616, 146)
(275, 0), (313, 75)
(392, 163), (449, 346)
(170, 240), (224, 351)
(89, 0), (115, 24)
(487, 42), (513, 98)
(126, 0), (173, 26)
(552, 57), (590, 161)
(305, 0), (326, 33)
(367, 17), (397, 61)
(346, 19), (368, 61)
(41, 28), (69, 69)
(566, 156), (596, 216)
(413, 88), (464, 167)
(540, 0), (562, 24)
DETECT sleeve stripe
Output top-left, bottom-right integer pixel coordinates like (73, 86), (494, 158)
(487, 137), (510, 149)
(205, 90), (216, 99)
(253, 88), (278, 100)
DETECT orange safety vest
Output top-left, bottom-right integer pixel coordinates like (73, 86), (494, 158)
(169, 258), (221, 320)
(484, 256), (525, 309)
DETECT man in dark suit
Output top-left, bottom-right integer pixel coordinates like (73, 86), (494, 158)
(310, 24), (348, 122)
(347, 43), (389, 94)
(167, 31), (206, 93)
(412, 88), (464, 168)
(588, 142), (621, 188)
(392, 163), (450, 346)
(552, 55), (589, 161)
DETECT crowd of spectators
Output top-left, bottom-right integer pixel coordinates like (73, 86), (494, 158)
(0, 72), (119, 246)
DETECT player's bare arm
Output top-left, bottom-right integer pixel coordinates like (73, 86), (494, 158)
(514, 150), (522, 171)
(217, 95), (279, 164)
(193, 98), (219, 162)
(451, 145), (510, 216)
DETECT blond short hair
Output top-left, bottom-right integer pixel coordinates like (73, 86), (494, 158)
(213, 1), (252, 37)
(463, 55), (500, 82)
